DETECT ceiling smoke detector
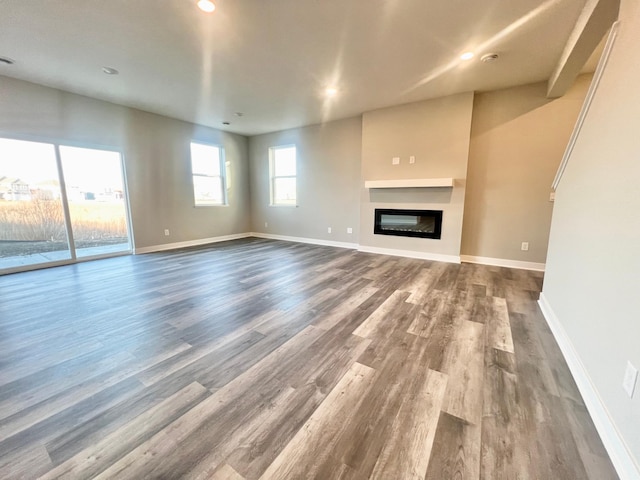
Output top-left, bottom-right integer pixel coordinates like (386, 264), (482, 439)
(481, 53), (499, 63)
(102, 66), (119, 75)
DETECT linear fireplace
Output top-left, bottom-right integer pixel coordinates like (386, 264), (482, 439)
(374, 208), (443, 239)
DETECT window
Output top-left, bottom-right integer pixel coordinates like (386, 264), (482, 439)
(269, 145), (297, 206)
(190, 142), (226, 206)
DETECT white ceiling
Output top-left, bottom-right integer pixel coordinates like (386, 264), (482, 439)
(0, 0), (589, 136)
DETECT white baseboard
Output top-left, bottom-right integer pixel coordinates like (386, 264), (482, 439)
(134, 235), (545, 274)
(460, 254), (545, 272)
(135, 235), (546, 272)
(250, 232), (359, 250)
(358, 245), (460, 264)
(538, 293), (640, 480)
(134, 232), (252, 254)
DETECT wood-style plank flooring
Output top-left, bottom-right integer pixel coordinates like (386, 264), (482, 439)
(0, 238), (618, 479)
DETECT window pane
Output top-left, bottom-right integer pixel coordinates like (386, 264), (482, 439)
(274, 177), (296, 205)
(59, 146), (130, 258)
(190, 143), (220, 176)
(274, 147), (296, 176)
(0, 138), (71, 269)
(193, 175), (223, 205)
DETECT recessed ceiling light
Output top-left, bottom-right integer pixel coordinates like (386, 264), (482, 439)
(481, 53), (499, 63)
(102, 67), (119, 75)
(325, 87), (338, 97)
(197, 0), (215, 13)
(460, 52), (475, 61)
(0, 57), (15, 65)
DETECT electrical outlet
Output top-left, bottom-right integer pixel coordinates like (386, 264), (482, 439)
(164, 229), (170, 236)
(347, 227), (353, 234)
(392, 157), (400, 165)
(521, 242), (529, 251)
(264, 222), (268, 228)
(549, 191), (556, 202)
(409, 155), (415, 164)
(623, 361), (638, 398)
(327, 227), (332, 234)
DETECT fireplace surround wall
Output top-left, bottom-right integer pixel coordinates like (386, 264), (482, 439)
(359, 92), (473, 261)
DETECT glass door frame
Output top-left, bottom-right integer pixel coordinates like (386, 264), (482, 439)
(0, 131), (134, 275)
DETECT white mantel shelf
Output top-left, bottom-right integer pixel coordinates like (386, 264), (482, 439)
(364, 178), (454, 189)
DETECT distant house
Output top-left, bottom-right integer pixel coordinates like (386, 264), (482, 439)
(0, 176), (30, 200)
(32, 180), (62, 201)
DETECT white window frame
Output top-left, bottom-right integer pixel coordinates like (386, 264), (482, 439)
(269, 145), (297, 207)
(190, 141), (227, 207)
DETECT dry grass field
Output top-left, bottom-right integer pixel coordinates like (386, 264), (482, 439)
(0, 199), (128, 257)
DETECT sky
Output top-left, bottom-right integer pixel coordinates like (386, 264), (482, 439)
(0, 138), (124, 191)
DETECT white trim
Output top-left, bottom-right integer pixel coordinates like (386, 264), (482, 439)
(364, 178), (454, 189)
(250, 232), (358, 250)
(358, 245), (460, 263)
(538, 293), (640, 480)
(0, 259), (72, 276)
(460, 255), (545, 272)
(552, 21), (619, 191)
(134, 233), (251, 254)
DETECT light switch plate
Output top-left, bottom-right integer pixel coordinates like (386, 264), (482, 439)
(392, 157), (400, 165)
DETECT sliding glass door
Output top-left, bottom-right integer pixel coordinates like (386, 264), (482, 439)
(0, 137), (131, 272)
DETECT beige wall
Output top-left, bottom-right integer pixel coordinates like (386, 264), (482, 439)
(543, 0), (640, 470)
(0, 76), (251, 250)
(249, 117), (362, 243)
(462, 75), (592, 264)
(0, 75), (592, 265)
(360, 93), (474, 258)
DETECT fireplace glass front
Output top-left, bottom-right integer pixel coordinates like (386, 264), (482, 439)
(374, 209), (442, 239)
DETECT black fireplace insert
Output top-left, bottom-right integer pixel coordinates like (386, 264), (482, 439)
(374, 208), (443, 239)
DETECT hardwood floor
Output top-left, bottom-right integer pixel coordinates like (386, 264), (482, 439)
(0, 238), (618, 479)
